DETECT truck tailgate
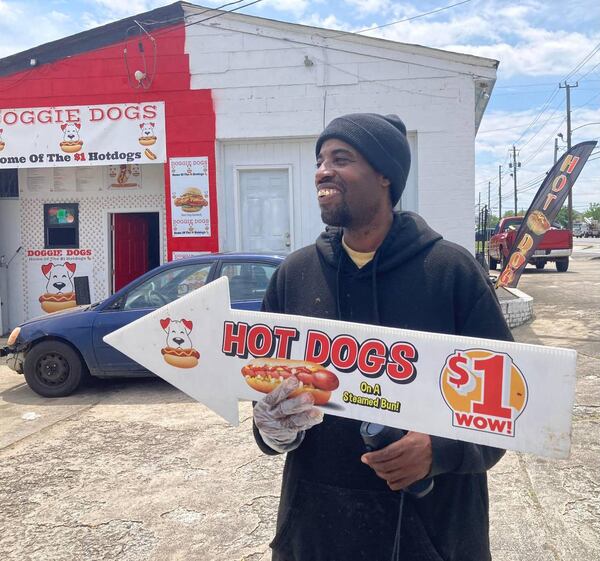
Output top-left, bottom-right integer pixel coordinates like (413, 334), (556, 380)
(536, 229), (572, 250)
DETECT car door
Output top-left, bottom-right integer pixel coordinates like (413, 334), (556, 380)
(92, 260), (216, 375)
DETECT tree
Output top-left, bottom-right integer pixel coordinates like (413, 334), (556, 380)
(554, 207), (582, 228)
(583, 203), (600, 221)
(503, 210), (524, 218)
(488, 214), (499, 228)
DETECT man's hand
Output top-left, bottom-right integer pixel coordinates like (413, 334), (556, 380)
(254, 376), (324, 452)
(361, 432), (432, 491)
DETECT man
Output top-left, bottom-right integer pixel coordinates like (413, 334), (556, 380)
(253, 113), (512, 561)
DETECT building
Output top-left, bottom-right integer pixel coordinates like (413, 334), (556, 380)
(0, 1), (497, 332)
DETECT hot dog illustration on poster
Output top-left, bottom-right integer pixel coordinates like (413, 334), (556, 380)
(169, 157), (211, 238)
(104, 278), (577, 459)
(26, 248), (95, 319)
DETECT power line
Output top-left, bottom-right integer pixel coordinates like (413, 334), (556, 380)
(504, 40), (600, 149)
(575, 58), (600, 82)
(511, 89), (560, 146)
(181, 0), (265, 28)
(574, 88), (600, 109)
(477, 117), (563, 135)
(486, 40), (600, 207)
(335, 0), (473, 36)
(519, 101), (564, 150)
(565, 41), (600, 82)
(520, 118), (566, 167)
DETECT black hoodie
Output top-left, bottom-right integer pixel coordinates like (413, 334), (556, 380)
(255, 212), (513, 561)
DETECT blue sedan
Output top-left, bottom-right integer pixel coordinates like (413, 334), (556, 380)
(1, 253), (284, 397)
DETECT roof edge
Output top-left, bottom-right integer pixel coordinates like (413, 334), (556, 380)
(0, 2), (186, 78)
(183, 3), (499, 73)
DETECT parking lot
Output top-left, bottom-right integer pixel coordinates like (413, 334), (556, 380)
(1, 244), (599, 561)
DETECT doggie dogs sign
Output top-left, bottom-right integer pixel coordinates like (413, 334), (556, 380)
(0, 102), (166, 168)
(105, 278), (576, 459)
(26, 248), (95, 317)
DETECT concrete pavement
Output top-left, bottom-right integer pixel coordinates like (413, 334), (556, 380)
(488, 253), (600, 561)
(1, 253), (599, 560)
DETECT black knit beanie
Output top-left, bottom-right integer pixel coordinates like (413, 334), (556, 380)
(315, 113), (411, 206)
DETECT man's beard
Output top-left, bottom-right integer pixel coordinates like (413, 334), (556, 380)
(320, 200), (353, 227)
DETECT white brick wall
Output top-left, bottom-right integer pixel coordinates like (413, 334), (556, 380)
(184, 8), (497, 252)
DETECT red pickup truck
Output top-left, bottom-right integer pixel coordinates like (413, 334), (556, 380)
(488, 216), (572, 272)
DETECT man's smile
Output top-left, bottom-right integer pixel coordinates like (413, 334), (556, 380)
(317, 183), (343, 202)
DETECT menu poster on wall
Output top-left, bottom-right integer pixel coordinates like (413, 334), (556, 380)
(76, 167), (101, 192)
(25, 168), (53, 193)
(26, 248), (95, 319)
(24, 167), (102, 194)
(169, 157), (210, 238)
(106, 164), (142, 190)
(53, 167), (77, 192)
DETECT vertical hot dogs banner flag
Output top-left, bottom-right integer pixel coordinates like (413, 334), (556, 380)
(496, 140), (597, 288)
(105, 277), (577, 459)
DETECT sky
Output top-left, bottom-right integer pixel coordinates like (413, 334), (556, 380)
(1, 0), (599, 217)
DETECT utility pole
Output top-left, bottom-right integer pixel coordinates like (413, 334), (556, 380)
(498, 165), (502, 219)
(560, 81), (578, 231)
(554, 137), (559, 165)
(487, 181), (491, 216)
(510, 146), (521, 215)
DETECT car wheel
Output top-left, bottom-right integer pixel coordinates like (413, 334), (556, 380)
(535, 260), (546, 270)
(555, 258), (569, 272)
(24, 341), (85, 397)
(489, 257), (498, 270)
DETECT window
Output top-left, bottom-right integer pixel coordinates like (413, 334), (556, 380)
(123, 262), (214, 310)
(501, 218), (522, 232)
(0, 169), (18, 198)
(44, 203), (79, 249)
(221, 262), (276, 301)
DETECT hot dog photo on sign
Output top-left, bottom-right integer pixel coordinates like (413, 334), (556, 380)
(241, 358), (339, 405)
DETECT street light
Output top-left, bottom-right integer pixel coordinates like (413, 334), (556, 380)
(556, 122), (600, 230)
(571, 122), (600, 133)
(555, 134), (566, 164)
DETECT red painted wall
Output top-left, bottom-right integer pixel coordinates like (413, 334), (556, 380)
(0, 23), (218, 257)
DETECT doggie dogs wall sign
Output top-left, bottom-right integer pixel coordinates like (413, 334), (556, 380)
(25, 248), (95, 319)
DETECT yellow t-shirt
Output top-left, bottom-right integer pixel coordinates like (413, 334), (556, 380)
(342, 237), (375, 269)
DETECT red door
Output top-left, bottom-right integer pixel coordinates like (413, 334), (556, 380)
(113, 214), (149, 292)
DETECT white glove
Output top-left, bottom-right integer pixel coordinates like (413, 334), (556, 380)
(254, 376), (324, 453)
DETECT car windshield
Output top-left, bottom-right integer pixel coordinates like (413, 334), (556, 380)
(122, 262), (214, 310)
(502, 218), (523, 232)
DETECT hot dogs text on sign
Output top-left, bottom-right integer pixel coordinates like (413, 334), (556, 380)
(222, 322), (418, 384)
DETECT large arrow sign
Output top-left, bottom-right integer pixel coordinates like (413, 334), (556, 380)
(104, 277), (576, 459)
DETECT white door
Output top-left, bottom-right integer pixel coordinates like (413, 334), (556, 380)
(238, 168), (291, 253)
